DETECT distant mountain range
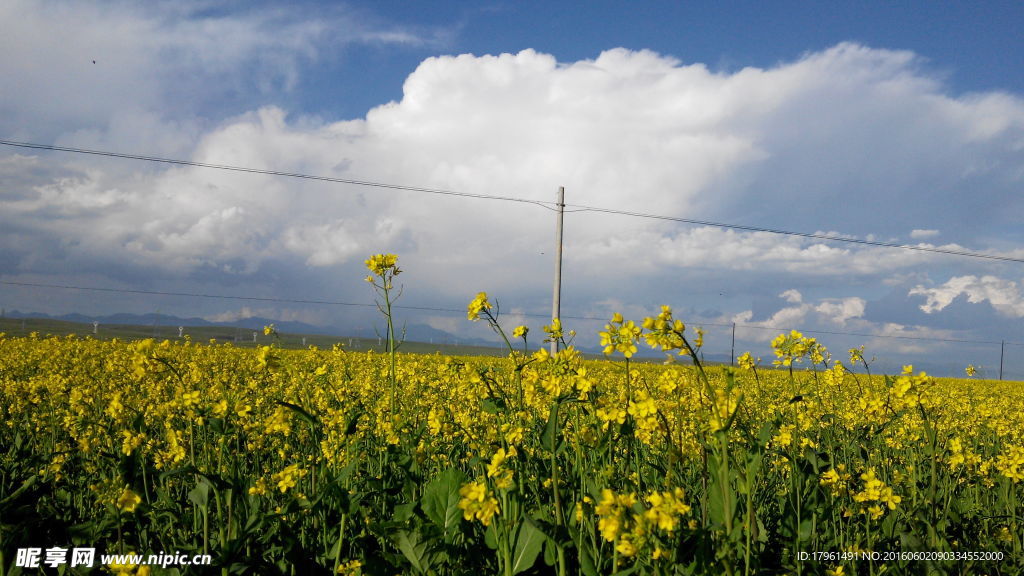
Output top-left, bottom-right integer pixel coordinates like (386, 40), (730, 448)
(0, 309), (474, 346)
(1, 309), (748, 363)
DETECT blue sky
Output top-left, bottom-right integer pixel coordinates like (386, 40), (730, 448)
(1, 1), (1023, 376)
(286, 1), (1024, 119)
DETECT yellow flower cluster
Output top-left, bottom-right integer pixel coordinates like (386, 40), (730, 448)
(736, 351), (759, 370)
(642, 306), (686, 353)
(771, 330), (827, 367)
(595, 487), (692, 559)
(467, 292), (492, 321)
(995, 445), (1024, 483)
(628, 391), (660, 445)
(272, 463), (308, 493)
(852, 468), (902, 520)
(599, 313), (641, 358)
(458, 479), (499, 526)
(522, 346), (594, 403)
(117, 486), (142, 513)
(643, 488), (692, 532)
(486, 446), (517, 490)
(596, 489), (639, 554)
(820, 465), (853, 498)
(364, 253), (399, 278)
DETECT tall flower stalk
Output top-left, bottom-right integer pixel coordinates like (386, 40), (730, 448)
(365, 253), (402, 414)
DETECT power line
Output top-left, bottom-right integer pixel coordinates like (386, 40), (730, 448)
(731, 323), (1006, 345)
(564, 205), (1024, 264)
(2, 280), (1020, 347)
(0, 279), (592, 322)
(0, 280), (443, 314)
(0, 140), (559, 211)
(2, 139), (1022, 264)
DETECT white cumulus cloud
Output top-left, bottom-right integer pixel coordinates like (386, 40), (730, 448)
(909, 275), (1024, 317)
(779, 289), (803, 303)
(814, 297), (867, 325)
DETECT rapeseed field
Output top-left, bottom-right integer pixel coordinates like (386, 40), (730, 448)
(1, 255), (1020, 575)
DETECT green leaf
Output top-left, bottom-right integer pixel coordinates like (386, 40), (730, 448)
(188, 479), (211, 509)
(276, 401), (321, 430)
(757, 419), (779, 448)
(485, 522), (498, 550)
(577, 542), (599, 576)
(0, 475), (37, 510)
(393, 529), (433, 575)
(798, 518), (813, 542)
(393, 502), (416, 523)
(511, 518), (545, 574)
(737, 451), (763, 495)
(543, 537), (557, 566)
(344, 406), (364, 435)
(480, 397), (503, 414)
(327, 530), (342, 561)
(541, 402), (562, 452)
(421, 467), (466, 536)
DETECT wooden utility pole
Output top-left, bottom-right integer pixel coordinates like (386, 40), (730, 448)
(551, 186), (565, 356)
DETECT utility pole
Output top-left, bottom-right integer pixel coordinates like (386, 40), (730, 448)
(731, 323), (736, 366)
(1000, 340), (1005, 380)
(550, 186), (565, 356)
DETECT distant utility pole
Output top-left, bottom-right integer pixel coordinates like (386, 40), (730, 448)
(1000, 340), (1005, 380)
(551, 186), (565, 356)
(731, 323), (736, 366)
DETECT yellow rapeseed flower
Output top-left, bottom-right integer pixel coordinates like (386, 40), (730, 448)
(737, 351), (759, 370)
(486, 447), (516, 490)
(272, 464), (307, 493)
(364, 253), (399, 277)
(467, 292), (492, 321)
(599, 313), (640, 358)
(458, 480), (499, 526)
(117, 486), (142, 513)
(995, 445), (1024, 482)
